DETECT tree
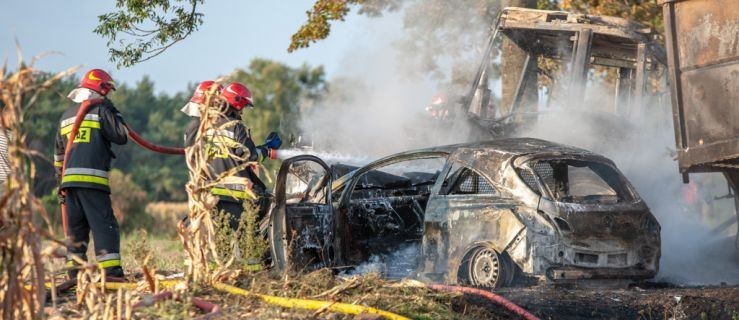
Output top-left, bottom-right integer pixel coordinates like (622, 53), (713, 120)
(95, 0), (205, 67)
(560, 0), (663, 33)
(95, 1), (663, 69)
(106, 77), (192, 201)
(24, 76), (79, 195)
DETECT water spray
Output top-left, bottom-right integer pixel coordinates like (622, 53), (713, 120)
(274, 148), (370, 165)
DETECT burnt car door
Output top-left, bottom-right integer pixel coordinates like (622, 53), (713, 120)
(269, 155), (335, 271)
(420, 155), (526, 287)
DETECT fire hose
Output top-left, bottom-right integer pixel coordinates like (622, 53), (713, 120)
(131, 291), (221, 320)
(211, 282), (410, 320)
(427, 284), (540, 320)
(69, 280), (409, 319)
(59, 99), (185, 236)
(44, 278), (540, 319)
(56, 95), (404, 320)
(58, 101), (537, 320)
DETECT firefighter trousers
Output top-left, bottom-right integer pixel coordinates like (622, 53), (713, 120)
(64, 188), (122, 271)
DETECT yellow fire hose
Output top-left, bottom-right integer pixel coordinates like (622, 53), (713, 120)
(53, 280), (409, 320)
(99, 279), (181, 291)
(212, 282), (410, 320)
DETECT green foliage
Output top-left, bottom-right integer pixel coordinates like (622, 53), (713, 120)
(24, 76), (78, 195)
(107, 77), (192, 202)
(94, 0), (404, 65)
(537, 0), (560, 10)
(237, 202), (269, 263)
(562, 0), (663, 33)
(94, 0), (205, 67)
(213, 209), (235, 263)
(109, 169), (151, 232)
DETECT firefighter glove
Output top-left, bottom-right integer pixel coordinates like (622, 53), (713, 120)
(263, 131), (282, 150)
(109, 106), (126, 124)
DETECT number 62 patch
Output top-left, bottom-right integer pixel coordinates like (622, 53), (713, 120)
(69, 127), (91, 143)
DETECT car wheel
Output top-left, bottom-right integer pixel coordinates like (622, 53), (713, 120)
(500, 252), (517, 287)
(466, 246), (506, 289)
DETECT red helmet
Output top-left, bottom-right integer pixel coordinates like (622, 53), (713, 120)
(221, 82), (253, 110)
(80, 69), (116, 96)
(191, 80), (223, 104)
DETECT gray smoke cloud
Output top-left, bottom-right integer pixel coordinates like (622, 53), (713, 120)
(293, 1), (738, 285)
(518, 95), (739, 285)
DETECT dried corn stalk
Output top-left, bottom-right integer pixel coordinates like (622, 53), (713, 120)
(181, 81), (259, 285)
(0, 45), (77, 319)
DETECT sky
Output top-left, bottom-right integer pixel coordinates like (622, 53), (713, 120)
(0, 0), (404, 94)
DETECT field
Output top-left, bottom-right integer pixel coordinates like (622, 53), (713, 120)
(41, 230), (737, 320)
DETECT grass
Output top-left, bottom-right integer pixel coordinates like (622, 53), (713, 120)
(121, 230), (183, 273)
(144, 202), (189, 237)
(111, 231), (506, 319)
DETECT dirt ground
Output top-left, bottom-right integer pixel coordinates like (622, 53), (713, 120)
(48, 269), (739, 320)
(52, 234), (738, 319)
(496, 283), (739, 320)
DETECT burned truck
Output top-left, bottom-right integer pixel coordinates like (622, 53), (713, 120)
(269, 138), (660, 288)
(659, 0), (739, 246)
(452, 7), (668, 140)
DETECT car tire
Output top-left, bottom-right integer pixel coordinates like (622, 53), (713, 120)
(500, 252), (517, 287)
(460, 246), (507, 290)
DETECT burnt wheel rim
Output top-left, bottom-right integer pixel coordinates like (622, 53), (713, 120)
(469, 247), (502, 288)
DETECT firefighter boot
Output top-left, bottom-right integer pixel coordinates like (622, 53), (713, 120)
(66, 261), (80, 280)
(104, 266), (125, 278)
(66, 252), (87, 280)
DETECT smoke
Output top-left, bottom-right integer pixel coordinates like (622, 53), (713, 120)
(293, 1), (738, 285)
(340, 243), (420, 279)
(295, 0), (495, 158)
(518, 86), (739, 285)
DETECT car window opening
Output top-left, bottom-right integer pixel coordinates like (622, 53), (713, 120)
(530, 159), (633, 204)
(442, 162), (498, 195)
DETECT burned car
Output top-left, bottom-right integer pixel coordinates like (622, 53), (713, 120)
(269, 138), (661, 288)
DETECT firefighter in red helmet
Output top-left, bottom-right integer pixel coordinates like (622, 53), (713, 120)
(55, 69), (128, 279)
(204, 82), (280, 229)
(183, 80), (223, 146)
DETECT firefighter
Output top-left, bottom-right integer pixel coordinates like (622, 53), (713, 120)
(55, 69), (128, 278)
(425, 93), (451, 121)
(207, 82), (280, 229)
(183, 80), (223, 147)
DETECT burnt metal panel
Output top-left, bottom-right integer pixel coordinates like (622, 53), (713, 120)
(661, 0), (739, 172)
(569, 28), (593, 104)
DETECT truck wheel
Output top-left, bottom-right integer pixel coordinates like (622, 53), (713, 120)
(464, 246), (507, 289)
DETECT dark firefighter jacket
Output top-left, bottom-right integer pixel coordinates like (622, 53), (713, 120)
(185, 114), (267, 202)
(54, 98), (128, 193)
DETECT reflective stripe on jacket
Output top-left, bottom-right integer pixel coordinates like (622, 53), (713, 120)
(54, 98), (127, 192)
(207, 115), (264, 202)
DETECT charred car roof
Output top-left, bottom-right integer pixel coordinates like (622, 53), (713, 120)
(331, 137), (607, 190)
